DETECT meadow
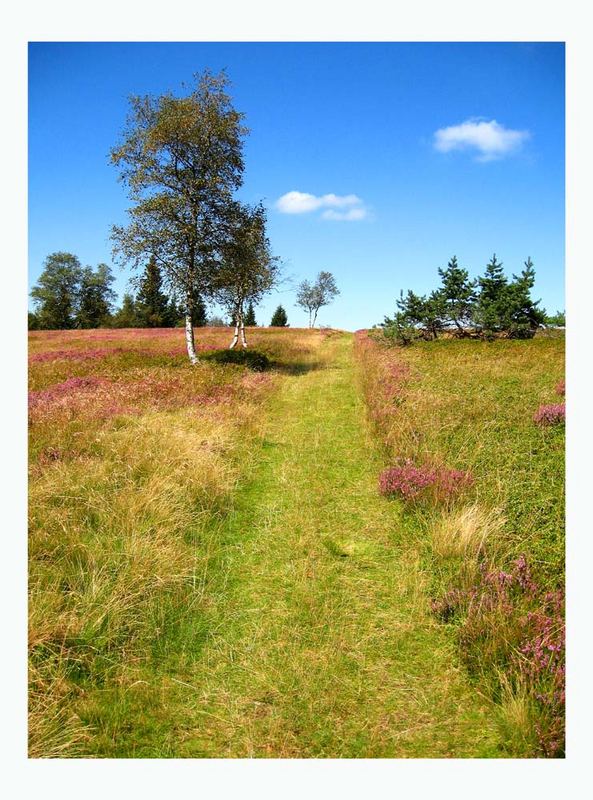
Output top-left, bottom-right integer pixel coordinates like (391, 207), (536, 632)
(355, 330), (565, 756)
(28, 326), (316, 756)
(28, 326), (564, 758)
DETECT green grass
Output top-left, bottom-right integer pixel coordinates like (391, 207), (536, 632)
(354, 331), (565, 756)
(31, 327), (562, 757)
(70, 332), (502, 757)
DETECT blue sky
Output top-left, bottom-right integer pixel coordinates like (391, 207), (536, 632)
(28, 42), (564, 330)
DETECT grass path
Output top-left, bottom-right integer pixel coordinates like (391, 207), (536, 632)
(155, 331), (500, 758)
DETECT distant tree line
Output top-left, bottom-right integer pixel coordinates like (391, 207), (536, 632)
(29, 252), (209, 330)
(30, 251), (302, 332)
(380, 254), (560, 344)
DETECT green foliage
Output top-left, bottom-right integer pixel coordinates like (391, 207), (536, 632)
(382, 253), (546, 344)
(110, 70), (248, 354)
(111, 292), (139, 328)
(135, 257), (173, 327)
(438, 256), (476, 332)
(270, 305), (288, 327)
(28, 312), (40, 330)
(382, 288), (446, 344)
(207, 348), (270, 371)
(31, 253), (116, 330)
(244, 301), (257, 326)
(76, 264), (116, 329)
(30, 252), (82, 329)
(296, 271), (340, 327)
(545, 309), (565, 327)
(189, 291), (208, 327)
(213, 201), (278, 332)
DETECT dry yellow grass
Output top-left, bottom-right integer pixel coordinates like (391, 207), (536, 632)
(28, 326), (322, 757)
(431, 504), (505, 561)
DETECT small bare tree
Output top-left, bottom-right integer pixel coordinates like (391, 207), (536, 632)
(296, 271), (340, 327)
(214, 202), (279, 348)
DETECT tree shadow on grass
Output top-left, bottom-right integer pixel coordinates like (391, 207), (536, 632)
(269, 359), (323, 376)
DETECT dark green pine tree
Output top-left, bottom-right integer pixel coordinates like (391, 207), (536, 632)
(244, 300), (257, 326)
(474, 254), (509, 337)
(190, 291), (208, 327)
(505, 257), (546, 338)
(437, 255), (477, 333)
(270, 304), (288, 326)
(135, 256), (171, 327)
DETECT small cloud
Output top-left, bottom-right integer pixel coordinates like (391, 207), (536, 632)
(433, 118), (530, 161)
(276, 190), (367, 220)
(321, 207), (368, 221)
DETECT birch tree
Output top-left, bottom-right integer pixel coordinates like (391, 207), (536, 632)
(296, 271), (340, 327)
(110, 71), (248, 363)
(214, 202), (279, 349)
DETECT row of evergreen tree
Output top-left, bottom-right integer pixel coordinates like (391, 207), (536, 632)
(29, 252), (291, 331)
(382, 254), (563, 343)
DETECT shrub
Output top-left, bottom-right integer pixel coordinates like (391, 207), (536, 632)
(207, 348), (270, 372)
(379, 459), (473, 503)
(533, 403), (565, 426)
(555, 380), (565, 396)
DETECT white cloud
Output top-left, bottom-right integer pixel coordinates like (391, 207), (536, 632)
(433, 118), (530, 161)
(275, 190), (367, 219)
(321, 207), (368, 221)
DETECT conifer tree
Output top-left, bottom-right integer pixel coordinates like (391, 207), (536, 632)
(270, 305), (288, 326)
(474, 254), (508, 337)
(135, 256), (171, 327)
(505, 257), (546, 338)
(244, 301), (257, 326)
(437, 255), (476, 333)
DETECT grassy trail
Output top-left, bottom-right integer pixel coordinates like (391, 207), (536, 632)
(151, 331), (499, 758)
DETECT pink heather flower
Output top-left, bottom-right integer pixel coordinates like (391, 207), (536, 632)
(555, 380), (565, 396)
(378, 460), (473, 501)
(379, 461), (437, 498)
(533, 403), (565, 426)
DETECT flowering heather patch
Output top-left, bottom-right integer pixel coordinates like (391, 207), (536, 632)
(555, 380), (565, 396)
(379, 461), (436, 499)
(379, 460), (473, 502)
(533, 403), (565, 426)
(431, 554), (565, 757)
(28, 376), (110, 411)
(29, 348), (131, 364)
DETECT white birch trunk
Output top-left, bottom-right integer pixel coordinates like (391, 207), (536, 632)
(229, 321), (240, 349)
(185, 312), (198, 365)
(240, 316), (247, 348)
